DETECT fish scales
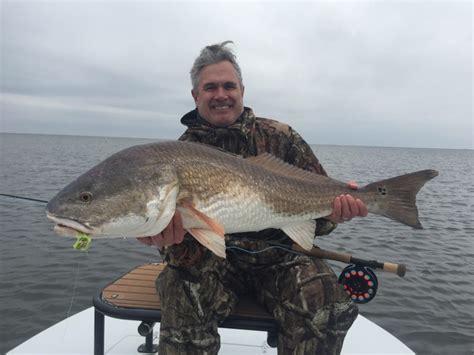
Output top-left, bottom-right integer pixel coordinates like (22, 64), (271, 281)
(46, 141), (438, 257)
(155, 142), (341, 219)
(171, 145), (327, 228)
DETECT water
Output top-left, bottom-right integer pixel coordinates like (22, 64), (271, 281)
(0, 133), (472, 354)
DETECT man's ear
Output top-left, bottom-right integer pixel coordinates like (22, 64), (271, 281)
(191, 89), (198, 103)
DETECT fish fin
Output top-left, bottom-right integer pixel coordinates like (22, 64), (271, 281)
(177, 203), (225, 236)
(362, 169), (439, 229)
(281, 220), (316, 251)
(177, 203), (226, 258)
(188, 228), (226, 259)
(246, 154), (319, 181)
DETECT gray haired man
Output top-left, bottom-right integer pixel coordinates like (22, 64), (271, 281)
(139, 41), (367, 354)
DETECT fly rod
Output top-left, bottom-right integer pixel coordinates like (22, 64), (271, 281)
(291, 244), (406, 277)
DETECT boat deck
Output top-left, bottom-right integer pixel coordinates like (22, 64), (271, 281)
(99, 262), (276, 325)
(7, 263), (415, 354)
(93, 263), (278, 354)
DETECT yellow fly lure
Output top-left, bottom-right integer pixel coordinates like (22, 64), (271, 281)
(73, 233), (92, 251)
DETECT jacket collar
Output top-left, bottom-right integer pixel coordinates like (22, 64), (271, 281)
(180, 107), (256, 132)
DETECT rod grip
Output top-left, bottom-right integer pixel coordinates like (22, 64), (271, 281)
(291, 244), (352, 263)
(292, 244), (407, 277)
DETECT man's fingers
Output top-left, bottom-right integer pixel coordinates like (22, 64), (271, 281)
(332, 196), (342, 221)
(348, 180), (359, 190)
(147, 234), (165, 249)
(327, 193), (369, 224)
(136, 236), (153, 246)
(137, 211), (186, 249)
(161, 221), (175, 246)
(153, 235), (165, 248)
(345, 194), (360, 217)
(356, 198), (368, 217)
(172, 212), (185, 244)
(340, 194), (351, 220)
(137, 235), (165, 248)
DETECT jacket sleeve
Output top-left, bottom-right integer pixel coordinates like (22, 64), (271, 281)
(286, 128), (337, 237)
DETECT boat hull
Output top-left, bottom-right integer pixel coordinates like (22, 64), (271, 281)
(7, 307), (414, 354)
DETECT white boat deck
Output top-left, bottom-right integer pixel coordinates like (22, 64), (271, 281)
(8, 307), (414, 354)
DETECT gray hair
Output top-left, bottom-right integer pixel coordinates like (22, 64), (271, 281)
(190, 41), (243, 91)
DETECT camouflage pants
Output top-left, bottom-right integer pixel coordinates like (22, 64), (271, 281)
(156, 241), (358, 355)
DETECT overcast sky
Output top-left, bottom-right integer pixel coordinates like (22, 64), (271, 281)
(1, 1), (472, 149)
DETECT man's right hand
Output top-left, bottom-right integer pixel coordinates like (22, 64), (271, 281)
(137, 212), (185, 249)
(326, 181), (368, 224)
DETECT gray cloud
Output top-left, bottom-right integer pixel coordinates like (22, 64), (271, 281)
(1, 1), (472, 148)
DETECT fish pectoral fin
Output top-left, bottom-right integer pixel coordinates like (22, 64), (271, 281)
(177, 203), (226, 258)
(177, 203), (225, 235)
(281, 221), (316, 251)
(188, 228), (226, 259)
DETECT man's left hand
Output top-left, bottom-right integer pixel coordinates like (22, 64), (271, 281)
(327, 182), (368, 224)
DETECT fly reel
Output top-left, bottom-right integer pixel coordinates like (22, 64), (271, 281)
(338, 264), (378, 304)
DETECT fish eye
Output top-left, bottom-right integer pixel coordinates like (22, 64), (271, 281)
(79, 192), (93, 203)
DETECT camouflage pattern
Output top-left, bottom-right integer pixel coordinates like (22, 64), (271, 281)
(157, 107), (358, 354)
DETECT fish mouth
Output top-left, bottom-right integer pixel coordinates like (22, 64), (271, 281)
(47, 213), (95, 237)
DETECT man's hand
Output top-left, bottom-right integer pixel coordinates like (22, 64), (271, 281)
(137, 212), (185, 249)
(327, 181), (368, 224)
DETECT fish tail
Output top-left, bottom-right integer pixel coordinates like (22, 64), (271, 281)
(361, 169), (438, 229)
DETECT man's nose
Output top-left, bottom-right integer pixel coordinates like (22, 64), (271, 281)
(214, 86), (228, 99)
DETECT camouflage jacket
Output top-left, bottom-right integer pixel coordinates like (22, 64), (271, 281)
(179, 107), (330, 172)
(163, 107), (337, 264)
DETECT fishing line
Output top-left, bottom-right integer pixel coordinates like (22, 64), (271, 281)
(66, 259), (83, 318)
(0, 193), (48, 204)
(63, 255), (87, 338)
(226, 245), (305, 256)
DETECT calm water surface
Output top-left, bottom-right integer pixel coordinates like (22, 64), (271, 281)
(1, 133), (472, 354)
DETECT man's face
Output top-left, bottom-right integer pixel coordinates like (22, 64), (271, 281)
(192, 61), (245, 127)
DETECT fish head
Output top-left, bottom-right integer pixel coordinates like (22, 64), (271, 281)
(46, 160), (179, 239)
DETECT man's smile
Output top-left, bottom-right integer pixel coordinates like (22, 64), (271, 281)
(211, 103), (232, 111)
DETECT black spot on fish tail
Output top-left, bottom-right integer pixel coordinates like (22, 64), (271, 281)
(362, 169), (439, 229)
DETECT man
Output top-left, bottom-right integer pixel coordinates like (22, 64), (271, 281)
(139, 41), (368, 354)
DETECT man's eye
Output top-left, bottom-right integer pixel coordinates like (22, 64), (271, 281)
(224, 83), (237, 90)
(204, 85), (216, 91)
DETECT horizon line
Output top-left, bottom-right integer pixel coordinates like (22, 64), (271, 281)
(1, 131), (472, 151)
